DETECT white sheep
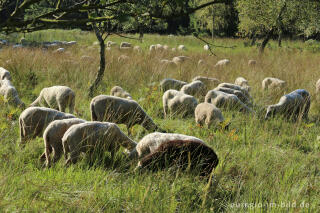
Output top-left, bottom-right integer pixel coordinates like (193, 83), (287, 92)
(204, 44), (209, 51)
(0, 79), (25, 108)
(118, 55), (129, 63)
(205, 90), (253, 113)
(90, 95), (161, 134)
(149, 45), (156, 52)
(178, 45), (186, 50)
(172, 56), (190, 65)
(0, 67), (11, 80)
(62, 121), (137, 165)
(155, 44), (164, 50)
(159, 78), (187, 92)
(128, 132), (205, 159)
(19, 107), (76, 146)
(195, 102), (225, 128)
(214, 86), (252, 106)
(217, 82), (251, 98)
(265, 89), (310, 121)
(180, 80), (207, 100)
(133, 46), (141, 52)
(120, 42), (132, 48)
(192, 76), (220, 88)
(30, 86), (75, 113)
(163, 45), (169, 50)
(163, 89), (198, 117)
(262, 77), (287, 91)
(107, 41), (117, 47)
(215, 59), (230, 67)
(110, 86), (132, 100)
(41, 118), (85, 167)
(248, 60), (257, 66)
(235, 77), (250, 91)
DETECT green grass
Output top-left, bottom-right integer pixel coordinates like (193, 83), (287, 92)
(0, 30), (319, 212)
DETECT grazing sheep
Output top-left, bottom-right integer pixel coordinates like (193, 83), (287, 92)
(178, 45), (186, 50)
(118, 55), (129, 63)
(62, 121), (137, 165)
(129, 132), (205, 159)
(235, 77), (250, 91)
(204, 44), (209, 51)
(110, 86), (132, 100)
(19, 107), (76, 146)
(0, 79), (25, 108)
(107, 41), (117, 47)
(262, 77), (286, 91)
(192, 76), (220, 88)
(156, 44), (164, 50)
(195, 103), (225, 128)
(265, 89), (310, 121)
(160, 59), (176, 66)
(163, 90), (198, 117)
(137, 140), (219, 176)
(160, 78), (187, 92)
(172, 56), (190, 65)
(172, 48), (177, 52)
(90, 95), (161, 134)
(30, 86), (75, 113)
(180, 80), (207, 100)
(217, 82), (251, 98)
(0, 67), (11, 80)
(214, 86), (252, 106)
(205, 90), (253, 113)
(215, 59), (230, 67)
(133, 46), (141, 52)
(163, 45), (169, 50)
(120, 42), (132, 48)
(149, 45), (156, 52)
(248, 60), (257, 66)
(42, 118), (85, 167)
(54, 48), (65, 53)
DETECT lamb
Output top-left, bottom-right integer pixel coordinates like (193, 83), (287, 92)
(215, 59), (230, 67)
(42, 118), (86, 167)
(120, 42), (132, 48)
(30, 86), (75, 113)
(178, 45), (186, 50)
(265, 89), (310, 121)
(163, 89), (198, 117)
(262, 77), (286, 91)
(172, 56), (190, 65)
(90, 95), (161, 134)
(62, 121), (137, 165)
(110, 86), (132, 100)
(192, 76), (220, 88)
(235, 77), (250, 91)
(0, 67), (11, 80)
(195, 103), (225, 128)
(205, 90), (253, 113)
(159, 78), (187, 92)
(180, 80), (207, 100)
(19, 107), (76, 146)
(0, 79), (25, 108)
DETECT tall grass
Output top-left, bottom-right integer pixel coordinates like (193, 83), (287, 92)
(0, 30), (319, 212)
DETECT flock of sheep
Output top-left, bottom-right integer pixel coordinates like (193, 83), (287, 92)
(0, 41), (315, 176)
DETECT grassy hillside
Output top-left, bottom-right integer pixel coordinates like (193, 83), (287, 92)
(0, 30), (319, 212)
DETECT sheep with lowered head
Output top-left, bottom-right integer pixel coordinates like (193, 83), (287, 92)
(62, 121), (137, 165)
(235, 77), (250, 91)
(160, 78), (187, 92)
(0, 79), (25, 108)
(178, 45), (186, 50)
(163, 89), (198, 118)
(215, 59), (230, 67)
(110, 86), (132, 100)
(172, 56), (190, 65)
(90, 95), (162, 134)
(30, 86), (75, 113)
(195, 102), (225, 128)
(120, 42), (132, 48)
(180, 80), (206, 101)
(214, 86), (252, 106)
(19, 107), (76, 146)
(217, 82), (251, 98)
(265, 89), (310, 121)
(0, 67), (11, 80)
(262, 77), (286, 91)
(192, 76), (220, 88)
(41, 118), (86, 167)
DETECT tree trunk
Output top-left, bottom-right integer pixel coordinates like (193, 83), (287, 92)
(278, 31), (282, 47)
(260, 28), (274, 53)
(88, 27), (106, 97)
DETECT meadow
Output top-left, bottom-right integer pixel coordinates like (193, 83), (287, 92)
(0, 30), (319, 212)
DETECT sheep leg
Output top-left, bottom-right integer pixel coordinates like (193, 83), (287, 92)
(45, 146), (51, 167)
(58, 102), (66, 112)
(69, 97), (75, 114)
(52, 146), (63, 164)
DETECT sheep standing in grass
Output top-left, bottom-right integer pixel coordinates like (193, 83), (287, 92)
(215, 59), (230, 67)
(265, 89), (310, 121)
(262, 77), (286, 91)
(41, 118), (85, 167)
(107, 41), (117, 47)
(172, 56), (190, 65)
(160, 78), (187, 92)
(19, 107), (76, 146)
(217, 82), (251, 100)
(195, 103), (225, 128)
(235, 77), (250, 91)
(0, 79), (25, 108)
(110, 86), (132, 100)
(180, 80), (206, 101)
(214, 86), (252, 106)
(0, 67), (11, 80)
(62, 121), (137, 165)
(163, 89), (198, 117)
(30, 86), (75, 113)
(178, 45), (186, 50)
(120, 42), (132, 48)
(248, 60), (257, 66)
(90, 95), (161, 134)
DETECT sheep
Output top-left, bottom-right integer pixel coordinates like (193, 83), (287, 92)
(19, 107), (76, 146)
(172, 56), (190, 66)
(248, 60), (257, 66)
(137, 140), (219, 176)
(129, 132), (205, 159)
(262, 77), (287, 91)
(66, 41), (77, 46)
(180, 80), (207, 100)
(265, 89), (310, 121)
(205, 90), (253, 113)
(90, 95), (161, 134)
(62, 121), (137, 165)
(120, 42), (132, 48)
(214, 86), (252, 106)
(155, 44), (164, 50)
(118, 55), (129, 62)
(160, 59), (176, 66)
(42, 118), (86, 167)
(217, 82), (251, 98)
(149, 45), (156, 52)
(235, 77), (250, 91)
(107, 41), (117, 47)
(54, 48), (65, 53)
(178, 45), (186, 50)
(30, 86), (75, 113)
(133, 46), (141, 52)
(159, 78), (187, 92)
(110, 86), (132, 100)
(195, 102), (225, 128)
(163, 89), (198, 118)
(163, 45), (169, 50)
(0, 67), (11, 80)
(0, 79), (25, 108)
(204, 44), (209, 51)
(192, 76), (220, 88)
(215, 59), (230, 67)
